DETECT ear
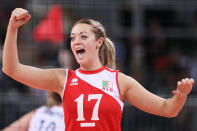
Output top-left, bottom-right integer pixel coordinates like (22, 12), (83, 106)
(96, 37), (104, 49)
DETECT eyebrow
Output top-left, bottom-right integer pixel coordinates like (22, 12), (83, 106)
(71, 31), (88, 35)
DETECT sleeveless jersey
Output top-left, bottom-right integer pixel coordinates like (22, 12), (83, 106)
(28, 105), (65, 131)
(62, 66), (124, 131)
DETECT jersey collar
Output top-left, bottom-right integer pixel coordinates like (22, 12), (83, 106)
(78, 66), (105, 74)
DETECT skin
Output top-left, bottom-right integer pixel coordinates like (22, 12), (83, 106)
(3, 111), (35, 131)
(70, 23), (104, 71)
(2, 8), (195, 119)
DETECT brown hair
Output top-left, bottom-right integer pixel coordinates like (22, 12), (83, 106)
(72, 18), (116, 69)
(46, 92), (62, 108)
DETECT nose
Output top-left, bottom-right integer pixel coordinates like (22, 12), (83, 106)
(73, 42), (81, 46)
(71, 39), (82, 47)
(71, 36), (82, 44)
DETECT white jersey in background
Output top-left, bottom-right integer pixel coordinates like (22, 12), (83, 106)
(28, 105), (65, 131)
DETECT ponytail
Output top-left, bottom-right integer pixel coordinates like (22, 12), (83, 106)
(99, 37), (116, 69)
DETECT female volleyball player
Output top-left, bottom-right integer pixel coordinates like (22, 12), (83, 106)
(3, 92), (64, 131)
(2, 8), (194, 131)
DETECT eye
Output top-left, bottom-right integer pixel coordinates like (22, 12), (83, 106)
(81, 35), (87, 39)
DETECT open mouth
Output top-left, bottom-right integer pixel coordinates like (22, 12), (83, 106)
(76, 49), (85, 55)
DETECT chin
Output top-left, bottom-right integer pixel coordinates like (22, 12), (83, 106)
(77, 59), (87, 65)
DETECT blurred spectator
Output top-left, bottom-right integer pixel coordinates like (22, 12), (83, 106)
(58, 49), (74, 69)
(115, 41), (127, 71)
(129, 33), (145, 82)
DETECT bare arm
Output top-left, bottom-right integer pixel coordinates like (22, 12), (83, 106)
(119, 72), (194, 118)
(3, 111), (35, 131)
(2, 8), (65, 94)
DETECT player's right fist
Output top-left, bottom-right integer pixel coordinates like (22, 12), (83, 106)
(9, 8), (31, 30)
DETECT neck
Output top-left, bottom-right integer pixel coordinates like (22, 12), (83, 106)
(80, 60), (103, 71)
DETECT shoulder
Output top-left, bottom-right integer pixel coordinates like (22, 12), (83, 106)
(118, 72), (135, 85)
(118, 72), (137, 96)
(34, 106), (47, 112)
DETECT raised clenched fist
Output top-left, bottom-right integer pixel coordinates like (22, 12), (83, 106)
(9, 8), (31, 30)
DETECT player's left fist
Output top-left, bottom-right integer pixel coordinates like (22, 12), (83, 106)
(172, 78), (194, 97)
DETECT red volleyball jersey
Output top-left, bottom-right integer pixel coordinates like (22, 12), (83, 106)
(62, 66), (124, 131)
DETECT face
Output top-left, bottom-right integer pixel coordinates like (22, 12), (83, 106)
(70, 23), (102, 65)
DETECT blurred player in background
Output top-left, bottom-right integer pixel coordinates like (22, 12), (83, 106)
(3, 92), (65, 131)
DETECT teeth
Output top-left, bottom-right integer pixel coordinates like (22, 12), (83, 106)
(76, 49), (82, 52)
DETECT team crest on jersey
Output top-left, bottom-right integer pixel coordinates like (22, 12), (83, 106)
(70, 78), (78, 86)
(102, 80), (113, 92)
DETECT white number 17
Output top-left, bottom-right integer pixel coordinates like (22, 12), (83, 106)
(74, 94), (103, 121)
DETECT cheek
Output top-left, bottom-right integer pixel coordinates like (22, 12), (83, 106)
(86, 42), (97, 52)
(88, 39), (97, 48)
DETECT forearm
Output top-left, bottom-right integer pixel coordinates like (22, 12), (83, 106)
(2, 24), (20, 75)
(3, 120), (28, 131)
(163, 94), (187, 117)
(3, 111), (34, 131)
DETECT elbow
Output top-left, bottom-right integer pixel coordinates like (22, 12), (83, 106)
(2, 66), (16, 77)
(2, 66), (10, 76)
(2, 66), (7, 74)
(2, 60), (20, 76)
(165, 112), (179, 118)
